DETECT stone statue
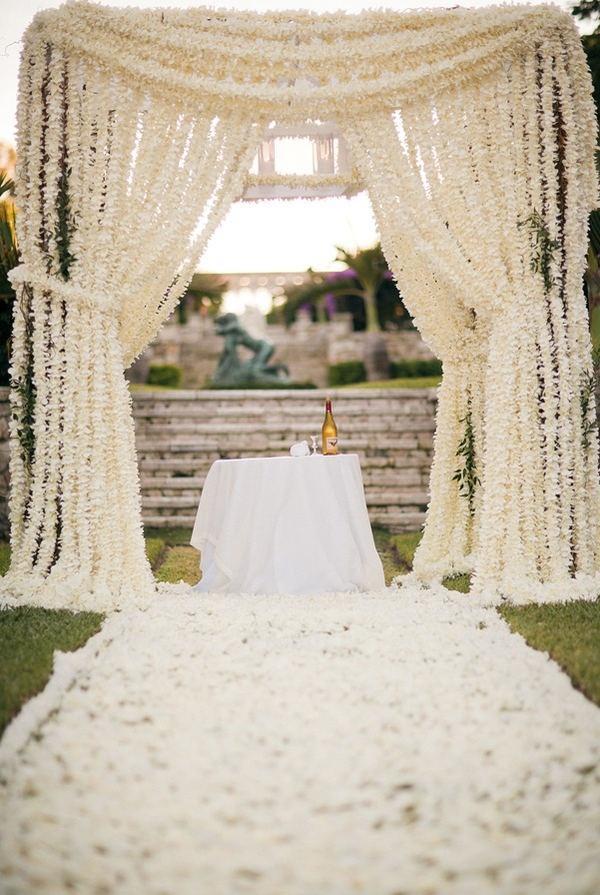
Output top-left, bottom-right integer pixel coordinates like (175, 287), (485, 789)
(211, 313), (290, 387)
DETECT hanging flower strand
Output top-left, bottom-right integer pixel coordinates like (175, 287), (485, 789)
(453, 406), (480, 517)
(2, 2), (599, 609)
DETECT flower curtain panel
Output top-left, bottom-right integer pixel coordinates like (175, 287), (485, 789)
(5, 1), (599, 609)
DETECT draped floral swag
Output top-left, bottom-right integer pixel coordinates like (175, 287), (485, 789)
(4, 1), (600, 609)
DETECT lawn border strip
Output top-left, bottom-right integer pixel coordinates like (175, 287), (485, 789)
(0, 613), (122, 763)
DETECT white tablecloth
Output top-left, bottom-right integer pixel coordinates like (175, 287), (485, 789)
(191, 454), (385, 595)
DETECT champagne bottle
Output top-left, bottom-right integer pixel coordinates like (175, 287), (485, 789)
(322, 397), (339, 455)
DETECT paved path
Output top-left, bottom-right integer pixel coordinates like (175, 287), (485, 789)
(1, 588), (599, 894)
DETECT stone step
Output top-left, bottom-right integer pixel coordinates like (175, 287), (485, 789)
(137, 451), (433, 473)
(132, 401), (436, 419)
(132, 387), (438, 402)
(133, 419), (436, 437)
(368, 510), (426, 532)
(140, 467), (426, 492)
(138, 449), (425, 464)
(141, 509), (427, 534)
(142, 476), (206, 492)
(135, 434), (433, 453)
(143, 514), (197, 530)
(141, 488), (429, 510)
(134, 412), (435, 427)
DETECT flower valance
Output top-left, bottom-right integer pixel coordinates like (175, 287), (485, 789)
(27, 3), (586, 118)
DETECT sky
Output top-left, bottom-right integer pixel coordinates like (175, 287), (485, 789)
(0, 0), (588, 276)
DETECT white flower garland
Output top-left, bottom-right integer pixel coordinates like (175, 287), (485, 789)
(1, 590), (600, 891)
(5, 2), (600, 609)
(246, 171), (361, 190)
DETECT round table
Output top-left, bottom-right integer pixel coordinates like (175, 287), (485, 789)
(191, 454), (385, 595)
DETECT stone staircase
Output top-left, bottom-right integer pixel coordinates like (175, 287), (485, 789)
(133, 388), (437, 532)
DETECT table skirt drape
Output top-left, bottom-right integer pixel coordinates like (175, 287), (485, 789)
(191, 455), (385, 595)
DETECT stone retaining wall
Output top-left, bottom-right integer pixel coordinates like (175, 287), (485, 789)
(0, 387), (438, 537)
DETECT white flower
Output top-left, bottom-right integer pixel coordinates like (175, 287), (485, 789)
(6, 3), (599, 608)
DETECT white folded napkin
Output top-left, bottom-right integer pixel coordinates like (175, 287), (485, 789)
(290, 440), (310, 457)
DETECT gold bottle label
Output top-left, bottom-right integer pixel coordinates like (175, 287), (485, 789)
(325, 436), (339, 454)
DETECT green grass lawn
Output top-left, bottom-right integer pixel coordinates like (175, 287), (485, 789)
(499, 602), (600, 705)
(591, 305), (600, 351)
(145, 527), (193, 547)
(0, 606), (103, 734)
(155, 546), (200, 585)
(0, 542), (10, 576)
(0, 527), (598, 735)
(128, 382), (176, 393)
(343, 375), (441, 389)
(145, 536), (168, 570)
(375, 528), (599, 703)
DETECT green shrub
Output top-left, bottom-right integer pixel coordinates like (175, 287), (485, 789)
(207, 380), (316, 390)
(327, 360), (367, 386)
(389, 358), (442, 378)
(147, 364), (182, 388)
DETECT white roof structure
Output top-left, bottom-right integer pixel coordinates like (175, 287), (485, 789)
(243, 121), (361, 200)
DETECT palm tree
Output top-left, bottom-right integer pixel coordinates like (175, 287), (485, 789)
(332, 246), (387, 333)
(274, 271), (332, 326)
(278, 245), (396, 379)
(177, 272), (229, 324)
(327, 246), (392, 379)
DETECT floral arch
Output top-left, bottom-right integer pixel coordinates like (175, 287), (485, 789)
(4, 1), (600, 609)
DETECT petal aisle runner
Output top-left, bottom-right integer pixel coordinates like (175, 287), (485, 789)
(0, 588), (599, 894)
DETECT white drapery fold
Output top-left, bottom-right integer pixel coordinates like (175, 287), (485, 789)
(5, 25), (262, 607)
(5, 2), (600, 607)
(345, 23), (600, 600)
